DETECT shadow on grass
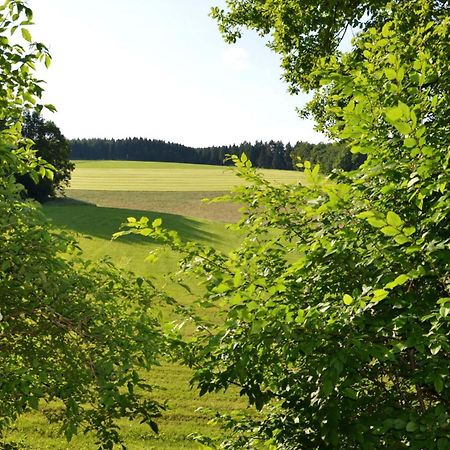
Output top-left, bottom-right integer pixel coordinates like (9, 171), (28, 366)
(45, 196), (96, 206)
(43, 198), (219, 245)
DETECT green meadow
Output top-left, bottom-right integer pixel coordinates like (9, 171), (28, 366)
(70, 160), (303, 191)
(9, 161), (302, 449)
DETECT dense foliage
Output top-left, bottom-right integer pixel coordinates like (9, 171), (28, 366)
(16, 111), (74, 201)
(70, 137), (361, 173)
(121, 0), (450, 448)
(291, 141), (364, 173)
(0, 1), (164, 447)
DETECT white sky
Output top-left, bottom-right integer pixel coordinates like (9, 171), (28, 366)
(29, 0), (325, 147)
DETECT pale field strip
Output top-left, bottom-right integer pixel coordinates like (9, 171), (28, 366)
(69, 160), (303, 192)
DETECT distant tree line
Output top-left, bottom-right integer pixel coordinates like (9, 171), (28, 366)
(69, 138), (365, 172)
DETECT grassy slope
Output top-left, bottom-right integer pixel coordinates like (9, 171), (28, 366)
(10, 162), (301, 448)
(9, 198), (246, 449)
(65, 190), (242, 223)
(8, 363), (245, 450)
(43, 200), (240, 274)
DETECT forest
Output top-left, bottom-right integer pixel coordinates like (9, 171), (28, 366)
(69, 137), (364, 172)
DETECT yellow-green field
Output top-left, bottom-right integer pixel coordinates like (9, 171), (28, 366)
(70, 160), (302, 191)
(9, 161), (302, 449)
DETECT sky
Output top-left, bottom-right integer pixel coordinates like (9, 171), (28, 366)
(29, 0), (325, 148)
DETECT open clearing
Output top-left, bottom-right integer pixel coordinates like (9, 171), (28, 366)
(11, 161), (301, 448)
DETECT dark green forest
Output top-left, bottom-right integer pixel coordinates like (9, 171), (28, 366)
(70, 138), (364, 172)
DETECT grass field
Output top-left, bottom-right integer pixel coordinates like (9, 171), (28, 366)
(70, 160), (302, 191)
(43, 199), (242, 278)
(9, 161), (301, 448)
(65, 190), (242, 222)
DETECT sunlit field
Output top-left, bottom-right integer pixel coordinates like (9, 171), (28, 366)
(70, 160), (303, 191)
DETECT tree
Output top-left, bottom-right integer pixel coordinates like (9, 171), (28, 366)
(17, 111), (74, 201)
(121, 0), (450, 448)
(210, 0), (390, 93)
(0, 2), (165, 448)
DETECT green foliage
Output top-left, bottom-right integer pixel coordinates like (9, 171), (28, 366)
(123, 0), (450, 447)
(290, 141), (365, 173)
(0, 1), (165, 447)
(17, 111), (74, 201)
(211, 0), (389, 93)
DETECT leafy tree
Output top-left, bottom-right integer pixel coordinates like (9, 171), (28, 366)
(210, 0), (389, 93)
(17, 111), (74, 201)
(290, 141), (363, 173)
(0, 2), (165, 447)
(121, 0), (450, 448)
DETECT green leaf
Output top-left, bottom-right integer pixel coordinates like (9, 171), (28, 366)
(394, 121), (412, 135)
(45, 168), (54, 180)
(404, 137), (417, 148)
(394, 234), (410, 245)
(343, 294), (353, 305)
(152, 218), (162, 227)
(372, 289), (388, 302)
(385, 106), (402, 122)
(430, 344), (441, 356)
(44, 104), (57, 113)
(434, 376), (444, 393)
(356, 211), (374, 219)
(398, 101), (410, 118)
(322, 379), (333, 395)
(386, 211), (403, 227)
(437, 438), (450, 450)
(214, 282), (230, 294)
(29, 396), (39, 410)
(367, 217), (386, 228)
(415, 125), (426, 138)
(385, 274), (409, 289)
(21, 27), (32, 42)
(382, 23), (392, 37)
(403, 226), (415, 236)
(380, 226), (399, 236)
(384, 68), (397, 80)
(343, 388), (357, 399)
(406, 421), (417, 432)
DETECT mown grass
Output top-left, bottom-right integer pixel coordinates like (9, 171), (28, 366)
(70, 160), (302, 191)
(11, 162), (301, 448)
(43, 199), (241, 276)
(65, 190), (242, 223)
(9, 197), (247, 449)
(7, 362), (247, 450)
